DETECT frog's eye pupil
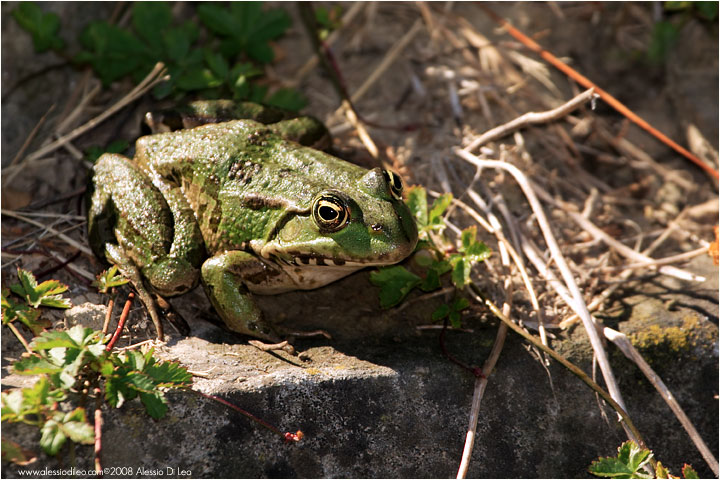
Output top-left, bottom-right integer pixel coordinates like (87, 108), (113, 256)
(312, 192), (350, 233)
(382, 170), (404, 200)
(319, 205), (338, 221)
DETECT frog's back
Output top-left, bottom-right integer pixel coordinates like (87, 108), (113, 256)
(135, 120), (368, 253)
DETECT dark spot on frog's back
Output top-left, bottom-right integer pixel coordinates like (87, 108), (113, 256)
(228, 159), (261, 184)
(240, 193), (291, 210)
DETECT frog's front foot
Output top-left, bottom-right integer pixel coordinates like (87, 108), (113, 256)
(200, 251), (280, 342)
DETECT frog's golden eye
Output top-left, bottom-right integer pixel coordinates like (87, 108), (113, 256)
(382, 170), (404, 200)
(312, 193), (350, 233)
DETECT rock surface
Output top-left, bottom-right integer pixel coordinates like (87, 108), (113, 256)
(2, 260), (718, 478)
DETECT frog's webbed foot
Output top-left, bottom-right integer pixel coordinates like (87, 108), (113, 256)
(105, 244), (165, 341)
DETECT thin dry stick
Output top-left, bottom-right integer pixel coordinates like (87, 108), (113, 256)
(463, 88), (596, 152)
(293, 2), (367, 83)
(457, 218), (513, 478)
(9, 104), (56, 167)
(599, 246), (707, 272)
(454, 150), (638, 443)
(350, 18), (424, 104)
(6, 322), (32, 354)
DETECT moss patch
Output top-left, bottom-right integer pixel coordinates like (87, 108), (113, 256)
(629, 315), (717, 366)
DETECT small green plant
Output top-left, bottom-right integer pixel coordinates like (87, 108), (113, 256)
(370, 186), (491, 327)
(92, 265), (130, 294)
(2, 268), (72, 340)
(2, 325), (192, 460)
(12, 2), (306, 109)
(589, 441), (699, 479)
(11, 2), (64, 53)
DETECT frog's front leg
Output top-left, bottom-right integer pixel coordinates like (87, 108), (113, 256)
(200, 251), (280, 342)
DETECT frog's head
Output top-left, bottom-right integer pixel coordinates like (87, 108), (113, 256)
(266, 168), (418, 270)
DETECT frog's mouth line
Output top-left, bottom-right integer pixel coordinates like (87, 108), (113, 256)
(280, 254), (368, 268)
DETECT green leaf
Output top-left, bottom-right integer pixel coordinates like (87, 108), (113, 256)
(420, 268), (441, 292)
(10, 268), (71, 309)
(682, 464), (699, 479)
(144, 361), (192, 388)
(13, 356), (64, 376)
(1, 438), (37, 466)
(431, 304), (450, 321)
(39, 418), (66, 455)
(11, 2), (64, 52)
(140, 392), (168, 419)
(204, 49), (229, 80)
(588, 441), (653, 478)
(369, 266), (422, 308)
(428, 193), (453, 227)
(405, 186), (428, 227)
(132, 2), (172, 47)
(451, 257), (470, 288)
(77, 21), (149, 85)
(92, 265), (130, 293)
(694, 2), (718, 20)
(647, 21), (679, 64)
(1, 390), (25, 420)
(60, 409), (95, 444)
(176, 67), (222, 90)
(266, 88), (307, 111)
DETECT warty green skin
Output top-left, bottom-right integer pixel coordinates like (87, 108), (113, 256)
(87, 111), (418, 341)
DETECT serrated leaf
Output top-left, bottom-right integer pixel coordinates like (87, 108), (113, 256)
(451, 257), (470, 289)
(176, 67), (222, 90)
(132, 1), (171, 47)
(589, 441), (654, 479)
(682, 464), (698, 479)
(144, 361), (192, 387)
(420, 268), (441, 292)
(13, 356), (63, 376)
(654, 461), (670, 479)
(449, 310), (461, 328)
(204, 49), (229, 80)
(428, 193), (453, 226)
(405, 186), (428, 227)
(431, 304), (450, 321)
(140, 392), (168, 419)
(1, 390), (25, 420)
(369, 266), (422, 309)
(39, 419), (66, 455)
(60, 408), (94, 444)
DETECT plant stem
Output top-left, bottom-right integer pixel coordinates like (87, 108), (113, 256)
(7, 322), (32, 353)
(106, 293), (133, 351)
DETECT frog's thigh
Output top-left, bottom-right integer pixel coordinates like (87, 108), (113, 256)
(91, 154), (200, 297)
(200, 251), (278, 341)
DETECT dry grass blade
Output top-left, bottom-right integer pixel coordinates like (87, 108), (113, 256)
(2, 209), (93, 258)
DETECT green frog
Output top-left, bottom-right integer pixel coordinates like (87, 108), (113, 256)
(87, 101), (418, 342)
